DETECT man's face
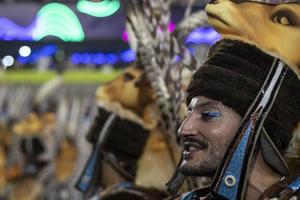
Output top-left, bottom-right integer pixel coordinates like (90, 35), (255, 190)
(178, 96), (241, 177)
(205, 0), (300, 76)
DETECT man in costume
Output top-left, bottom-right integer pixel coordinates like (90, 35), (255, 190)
(168, 0), (300, 199)
(175, 39), (300, 200)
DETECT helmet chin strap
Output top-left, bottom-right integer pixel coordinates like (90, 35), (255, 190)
(211, 58), (288, 200)
(166, 155), (186, 195)
(76, 113), (117, 196)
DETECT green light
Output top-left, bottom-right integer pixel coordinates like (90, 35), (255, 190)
(1, 70), (122, 84)
(77, 0), (120, 17)
(33, 3), (85, 42)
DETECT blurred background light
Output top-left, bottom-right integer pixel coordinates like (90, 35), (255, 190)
(122, 31), (129, 42)
(186, 27), (220, 45)
(69, 50), (136, 65)
(40, 45), (57, 56)
(120, 50), (135, 63)
(0, 17), (34, 41)
(2, 55), (14, 68)
(92, 53), (105, 65)
(168, 21), (176, 33)
(105, 53), (118, 64)
(0, 3), (85, 42)
(17, 44), (57, 64)
(77, 0), (121, 17)
(19, 46), (31, 57)
(33, 3), (85, 42)
(80, 53), (91, 64)
(71, 53), (81, 65)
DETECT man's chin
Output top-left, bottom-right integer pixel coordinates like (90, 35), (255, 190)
(179, 160), (216, 177)
(179, 162), (215, 177)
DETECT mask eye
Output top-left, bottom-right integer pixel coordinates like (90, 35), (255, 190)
(272, 14), (292, 25)
(124, 72), (135, 82)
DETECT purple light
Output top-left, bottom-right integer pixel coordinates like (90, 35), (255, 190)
(122, 31), (129, 42)
(16, 45), (57, 64)
(40, 45), (57, 56)
(0, 3), (84, 42)
(187, 46), (195, 55)
(17, 56), (29, 64)
(70, 50), (137, 65)
(92, 53), (105, 65)
(105, 53), (118, 64)
(0, 17), (35, 41)
(186, 27), (221, 45)
(121, 50), (135, 63)
(174, 55), (181, 62)
(81, 53), (91, 64)
(71, 53), (81, 64)
(29, 45), (57, 63)
(168, 21), (176, 33)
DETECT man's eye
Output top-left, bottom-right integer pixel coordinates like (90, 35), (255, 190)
(272, 14), (292, 25)
(200, 111), (221, 121)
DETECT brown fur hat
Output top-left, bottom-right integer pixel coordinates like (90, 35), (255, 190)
(186, 39), (300, 152)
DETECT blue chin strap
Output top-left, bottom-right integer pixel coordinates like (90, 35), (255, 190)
(211, 58), (288, 200)
(76, 113), (117, 196)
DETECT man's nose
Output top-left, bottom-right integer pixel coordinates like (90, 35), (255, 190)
(177, 116), (198, 138)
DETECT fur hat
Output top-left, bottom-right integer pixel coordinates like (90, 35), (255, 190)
(186, 39), (300, 152)
(86, 106), (149, 178)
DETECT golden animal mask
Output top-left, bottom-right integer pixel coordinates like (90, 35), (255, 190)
(206, 0), (300, 77)
(97, 65), (155, 113)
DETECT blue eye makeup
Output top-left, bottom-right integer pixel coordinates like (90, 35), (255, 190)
(200, 111), (221, 121)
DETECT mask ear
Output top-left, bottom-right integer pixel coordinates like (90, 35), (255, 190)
(260, 127), (290, 176)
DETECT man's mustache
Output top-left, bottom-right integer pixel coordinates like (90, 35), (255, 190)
(181, 137), (209, 149)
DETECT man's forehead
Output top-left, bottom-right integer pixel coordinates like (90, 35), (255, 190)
(188, 96), (220, 109)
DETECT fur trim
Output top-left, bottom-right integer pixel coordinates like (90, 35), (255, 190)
(96, 87), (156, 130)
(222, 35), (300, 79)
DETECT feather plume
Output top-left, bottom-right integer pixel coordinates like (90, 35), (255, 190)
(124, 0), (210, 165)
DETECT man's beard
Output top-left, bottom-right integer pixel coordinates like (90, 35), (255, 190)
(179, 138), (231, 177)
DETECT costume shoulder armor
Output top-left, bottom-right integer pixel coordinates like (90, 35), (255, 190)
(259, 175), (300, 200)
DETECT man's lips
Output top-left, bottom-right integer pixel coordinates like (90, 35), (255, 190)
(184, 142), (205, 152)
(182, 138), (208, 157)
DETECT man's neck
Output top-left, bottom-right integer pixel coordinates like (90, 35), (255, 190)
(246, 151), (282, 200)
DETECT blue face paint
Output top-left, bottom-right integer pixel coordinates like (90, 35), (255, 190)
(200, 111), (221, 121)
